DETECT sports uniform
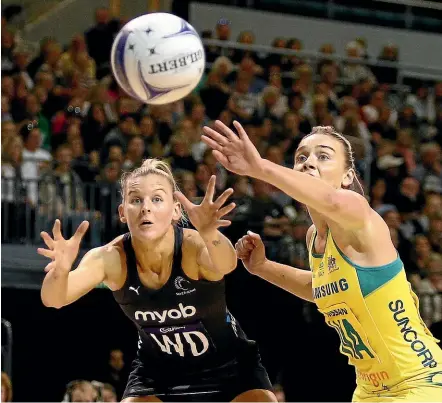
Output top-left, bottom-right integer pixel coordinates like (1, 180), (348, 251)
(308, 229), (442, 402)
(113, 225), (272, 401)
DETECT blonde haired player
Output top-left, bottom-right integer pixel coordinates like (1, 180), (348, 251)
(202, 122), (442, 402)
(39, 159), (276, 402)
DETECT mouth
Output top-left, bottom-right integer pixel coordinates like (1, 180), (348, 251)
(140, 220), (153, 227)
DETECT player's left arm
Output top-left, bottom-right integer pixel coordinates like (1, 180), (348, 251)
(188, 229), (237, 280)
(175, 175), (237, 280)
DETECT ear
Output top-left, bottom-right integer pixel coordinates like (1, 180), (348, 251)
(172, 200), (182, 223)
(342, 168), (355, 189)
(118, 204), (126, 223)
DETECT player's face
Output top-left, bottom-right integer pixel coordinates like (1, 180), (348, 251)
(120, 174), (180, 242)
(294, 134), (351, 189)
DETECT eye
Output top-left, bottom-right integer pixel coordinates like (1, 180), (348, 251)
(296, 155), (307, 163)
(318, 153), (330, 161)
(131, 197), (142, 204)
(152, 196), (163, 203)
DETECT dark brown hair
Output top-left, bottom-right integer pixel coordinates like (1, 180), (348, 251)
(302, 126), (365, 195)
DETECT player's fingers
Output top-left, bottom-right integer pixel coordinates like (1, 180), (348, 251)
(53, 219), (63, 240)
(213, 187), (233, 208)
(217, 219), (231, 228)
(37, 248), (55, 259)
(212, 150), (230, 168)
(214, 120), (239, 143)
(201, 135), (223, 152)
(233, 120), (249, 141)
(44, 261), (56, 273)
(174, 191), (194, 211)
(217, 202), (235, 218)
(246, 230), (262, 243)
(203, 175), (216, 204)
(202, 126), (230, 145)
(72, 221), (89, 242)
(40, 231), (54, 249)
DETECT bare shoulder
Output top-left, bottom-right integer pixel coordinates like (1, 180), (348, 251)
(85, 236), (125, 280)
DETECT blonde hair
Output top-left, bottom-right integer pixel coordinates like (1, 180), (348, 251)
(1, 372), (12, 402)
(120, 158), (186, 223)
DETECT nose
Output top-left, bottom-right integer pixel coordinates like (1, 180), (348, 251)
(302, 155), (316, 171)
(141, 200), (151, 214)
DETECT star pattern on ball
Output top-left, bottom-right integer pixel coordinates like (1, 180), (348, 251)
(148, 47), (157, 55)
(128, 44), (135, 51)
(146, 27), (153, 35)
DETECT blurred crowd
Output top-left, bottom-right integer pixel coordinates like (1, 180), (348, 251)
(1, 6), (442, 401)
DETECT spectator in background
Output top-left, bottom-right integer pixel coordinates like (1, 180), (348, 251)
(342, 41), (377, 85)
(101, 349), (127, 401)
(1, 372), (12, 402)
(1, 94), (13, 123)
(24, 93), (51, 150)
(282, 38), (304, 72)
(1, 135), (36, 242)
(94, 161), (122, 243)
(62, 380), (97, 402)
(10, 45), (33, 89)
(417, 253), (442, 328)
(228, 71), (259, 120)
(413, 142), (442, 187)
(199, 70), (231, 120)
(256, 85), (288, 121)
(1, 120), (16, 145)
(122, 135), (145, 171)
(1, 29), (16, 74)
(101, 383), (117, 402)
(84, 8), (118, 79)
(175, 170), (198, 201)
(231, 30), (260, 64)
(82, 102), (112, 153)
(27, 37), (57, 78)
(373, 43), (399, 84)
(21, 124), (52, 200)
(167, 134), (198, 173)
(71, 136), (99, 183)
(101, 113), (137, 160)
(38, 144), (101, 245)
(59, 35), (96, 81)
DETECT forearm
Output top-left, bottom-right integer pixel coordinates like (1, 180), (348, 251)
(257, 159), (336, 214)
(41, 269), (69, 308)
(200, 229), (237, 274)
(255, 260), (314, 302)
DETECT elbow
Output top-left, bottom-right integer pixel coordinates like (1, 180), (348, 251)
(41, 293), (64, 309)
(226, 258), (238, 274)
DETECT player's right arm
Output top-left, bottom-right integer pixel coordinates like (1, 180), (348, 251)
(39, 219), (120, 308)
(235, 227), (314, 302)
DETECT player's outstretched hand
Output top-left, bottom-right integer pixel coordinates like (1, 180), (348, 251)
(37, 219), (89, 274)
(235, 231), (268, 275)
(201, 120), (263, 177)
(175, 175), (235, 236)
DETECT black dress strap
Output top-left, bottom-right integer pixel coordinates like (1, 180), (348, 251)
(171, 225), (184, 277)
(122, 232), (140, 286)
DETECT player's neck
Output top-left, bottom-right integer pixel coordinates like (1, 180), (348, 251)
(131, 226), (175, 275)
